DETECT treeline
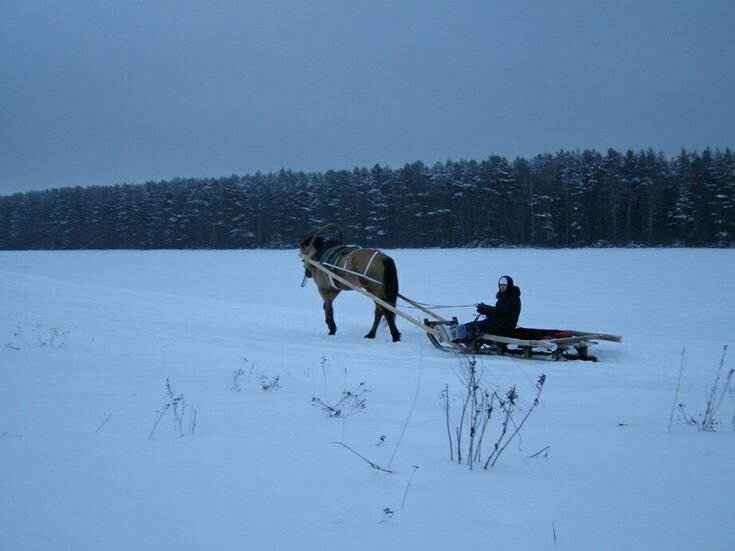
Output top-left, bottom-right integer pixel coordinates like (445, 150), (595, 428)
(1, 148), (733, 250)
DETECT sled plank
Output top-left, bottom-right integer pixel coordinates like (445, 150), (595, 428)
(423, 319), (621, 361)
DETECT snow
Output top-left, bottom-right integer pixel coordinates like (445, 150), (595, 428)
(1, 248), (734, 550)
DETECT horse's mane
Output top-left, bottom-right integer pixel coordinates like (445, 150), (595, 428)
(299, 234), (340, 255)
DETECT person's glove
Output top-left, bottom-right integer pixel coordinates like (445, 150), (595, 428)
(476, 302), (492, 315)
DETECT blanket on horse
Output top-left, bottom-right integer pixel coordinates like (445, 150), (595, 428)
(318, 245), (362, 266)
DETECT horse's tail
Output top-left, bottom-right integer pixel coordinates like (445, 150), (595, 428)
(383, 256), (399, 306)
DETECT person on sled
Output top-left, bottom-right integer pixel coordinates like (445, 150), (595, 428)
(450, 275), (522, 342)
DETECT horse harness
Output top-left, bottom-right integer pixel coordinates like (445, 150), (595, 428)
(308, 245), (384, 290)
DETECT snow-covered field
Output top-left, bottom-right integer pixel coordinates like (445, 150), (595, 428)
(1, 248), (734, 550)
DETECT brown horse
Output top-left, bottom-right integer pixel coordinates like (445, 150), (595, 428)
(299, 231), (401, 342)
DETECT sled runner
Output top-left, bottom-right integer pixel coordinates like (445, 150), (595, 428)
(424, 318), (622, 361)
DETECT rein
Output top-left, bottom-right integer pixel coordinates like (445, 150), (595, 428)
(300, 222), (345, 286)
(314, 252), (478, 310)
(398, 300), (478, 310)
(300, 223), (475, 311)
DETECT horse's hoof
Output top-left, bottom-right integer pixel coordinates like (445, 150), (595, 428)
(364, 333), (375, 339)
(392, 334), (401, 342)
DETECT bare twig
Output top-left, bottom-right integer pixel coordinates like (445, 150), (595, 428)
(467, 361), (480, 469)
(388, 361), (422, 468)
(473, 392), (496, 463)
(148, 403), (171, 440)
(443, 384), (453, 461)
(483, 387), (516, 469)
(668, 348), (687, 433)
(401, 465), (420, 508)
(148, 378), (191, 440)
(332, 442), (393, 473)
(189, 408), (198, 435)
(529, 445), (551, 458)
(231, 368), (244, 392)
(312, 383), (368, 418)
(455, 358), (475, 465)
(702, 345), (731, 432)
(321, 356), (328, 394)
(94, 413), (112, 434)
(486, 375), (546, 469)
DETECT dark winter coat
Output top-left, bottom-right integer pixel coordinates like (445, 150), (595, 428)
(475, 275), (522, 334)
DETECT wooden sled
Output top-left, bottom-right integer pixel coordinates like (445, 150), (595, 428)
(425, 318), (622, 361)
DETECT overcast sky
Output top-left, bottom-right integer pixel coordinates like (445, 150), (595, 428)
(1, 1), (734, 195)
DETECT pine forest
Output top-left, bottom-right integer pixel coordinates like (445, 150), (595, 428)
(1, 148), (733, 250)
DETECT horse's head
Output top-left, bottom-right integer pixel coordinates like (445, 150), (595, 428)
(299, 233), (324, 257)
(300, 224), (345, 256)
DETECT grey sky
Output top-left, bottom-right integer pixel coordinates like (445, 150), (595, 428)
(1, 0), (734, 195)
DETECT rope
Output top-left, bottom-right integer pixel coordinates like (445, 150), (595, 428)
(398, 300), (477, 310)
(326, 263), (477, 310)
(322, 255), (477, 310)
(319, 250), (479, 311)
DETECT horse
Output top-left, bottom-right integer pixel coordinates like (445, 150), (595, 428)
(299, 230), (401, 342)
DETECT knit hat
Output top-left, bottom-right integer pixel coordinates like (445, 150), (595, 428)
(498, 277), (509, 286)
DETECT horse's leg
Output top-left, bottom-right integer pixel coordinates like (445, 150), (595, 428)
(319, 288), (339, 335)
(384, 307), (401, 342)
(364, 302), (383, 339)
(379, 255), (401, 342)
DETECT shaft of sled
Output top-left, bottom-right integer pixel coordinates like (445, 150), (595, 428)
(303, 256), (442, 339)
(397, 293), (451, 323)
